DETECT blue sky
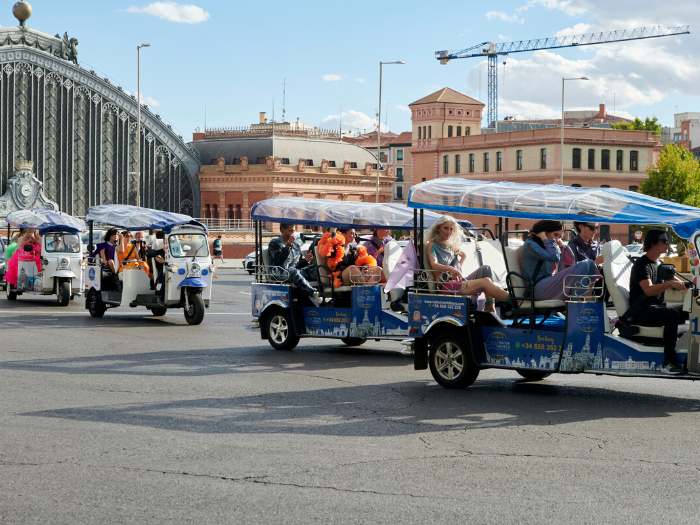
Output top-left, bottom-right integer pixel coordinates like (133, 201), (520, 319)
(12, 0), (700, 139)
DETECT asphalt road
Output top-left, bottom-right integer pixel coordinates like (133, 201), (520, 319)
(2, 269), (700, 524)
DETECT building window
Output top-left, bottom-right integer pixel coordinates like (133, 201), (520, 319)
(232, 158), (241, 165)
(418, 127), (422, 139)
(455, 155), (461, 174)
(601, 149), (610, 170)
(423, 126), (426, 139)
(396, 186), (403, 200)
(674, 133), (681, 142)
(685, 132), (688, 141)
(204, 204), (211, 218)
(465, 126), (470, 136)
(443, 155), (449, 174)
(379, 152), (385, 163)
(497, 151), (502, 171)
(372, 163), (378, 170)
(396, 167), (403, 181)
(572, 148), (581, 169)
(484, 152), (489, 172)
(281, 158), (290, 165)
(447, 126), (453, 138)
(422, 177), (426, 182)
(516, 150), (522, 170)
(256, 157), (266, 164)
(456, 126), (462, 137)
(350, 162), (357, 169)
(630, 150), (638, 171)
(601, 184), (610, 188)
(428, 126), (432, 139)
(469, 154), (475, 173)
(540, 148), (547, 169)
(572, 184), (581, 187)
(210, 158), (218, 165)
(328, 160), (336, 167)
(588, 149), (595, 169)
(629, 185), (638, 192)
(600, 225), (610, 241)
(306, 159), (313, 167)
(616, 150), (623, 170)
(396, 149), (404, 161)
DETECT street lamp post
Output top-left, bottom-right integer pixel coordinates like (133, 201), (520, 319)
(560, 76), (588, 185)
(377, 60), (405, 203)
(136, 43), (150, 207)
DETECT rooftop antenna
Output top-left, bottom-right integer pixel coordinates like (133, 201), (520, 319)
(272, 98), (275, 122)
(282, 78), (286, 122)
(204, 103), (206, 131)
(339, 105), (342, 140)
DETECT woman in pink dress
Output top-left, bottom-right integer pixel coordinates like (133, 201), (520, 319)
(4, 230), (41, 286)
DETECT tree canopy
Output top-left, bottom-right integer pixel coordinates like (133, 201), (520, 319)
(640, 144), (700, 207)
(611, 116), (661, 136)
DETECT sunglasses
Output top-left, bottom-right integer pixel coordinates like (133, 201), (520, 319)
(658, 238), (670, 244)
(585, 224), (599, 231)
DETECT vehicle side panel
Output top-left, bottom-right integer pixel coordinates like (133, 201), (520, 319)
(301, 307), (351, 337)
(252, 283), (290, 318)
(408, 292), (467, 337)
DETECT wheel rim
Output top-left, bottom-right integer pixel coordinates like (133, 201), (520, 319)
(269, 315), (288, 344)
(89, 293), (97, 310)
(58, 283), (63, 302)
(434, 341), (464, 381)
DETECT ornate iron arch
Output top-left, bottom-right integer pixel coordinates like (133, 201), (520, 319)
(0, 45), (201, 216)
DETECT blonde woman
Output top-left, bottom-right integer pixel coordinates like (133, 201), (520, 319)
(425, 215), (510, 313)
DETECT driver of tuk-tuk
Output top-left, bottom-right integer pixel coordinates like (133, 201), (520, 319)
(153, 243), (166, 304)
(268, 223), (318, 299)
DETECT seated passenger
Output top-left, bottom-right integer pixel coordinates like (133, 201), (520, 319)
(629, 229), (688, 375)
(564, 220), (607, 300)
(425, 215), (509, 313)
(522, 220), (600, 301)
(337, 228), (382, 286)
(94, 228), (123, 275)
(118, 230), (150, 276)
(268, 223), (318, 299)
(363, 229), (393, 268)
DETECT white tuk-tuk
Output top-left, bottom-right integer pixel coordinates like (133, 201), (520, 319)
(84, 204), (215, 324)
(4, 209), (86, 305)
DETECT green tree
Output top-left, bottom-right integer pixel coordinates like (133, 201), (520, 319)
(611, 116), (661, 136)
(640, 143), (700, 207)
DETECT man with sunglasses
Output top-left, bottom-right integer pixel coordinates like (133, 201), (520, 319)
(568, 222), (604, 265)
(629, 229), (688, 375)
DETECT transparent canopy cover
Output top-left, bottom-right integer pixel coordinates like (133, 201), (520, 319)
(407, 178), (700, 238)
(86, 204), (207, 233)
(251, 197), (475, 230)
(6, 209), (86, 235)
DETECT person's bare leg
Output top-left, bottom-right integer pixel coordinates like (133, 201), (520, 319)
(463, 277), (508, 302)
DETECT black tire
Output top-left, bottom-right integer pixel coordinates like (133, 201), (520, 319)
(152, 307), (167, 316)
(57, 280), (70, 306)
(517, 370), (552, 381)
(6, 284), (17, 301)
(87, 289), (106, 318)
(428, 332), (479, 389)
(247, 269), (254, 275)
(70, 294), (75, 301)
(265, 308), (299, 351)
(341, 337), (366, 347)
(184, 292), (205, 325)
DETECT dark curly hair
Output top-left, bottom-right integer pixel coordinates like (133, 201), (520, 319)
(529, 220), (563, 247)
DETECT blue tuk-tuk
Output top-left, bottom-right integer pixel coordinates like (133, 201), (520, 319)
(84, 204), (214, 324)
(406, 178), (700, 388)
(250, 197), (476, 351)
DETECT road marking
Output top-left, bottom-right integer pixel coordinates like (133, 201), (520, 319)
(239, 292), (252, 295)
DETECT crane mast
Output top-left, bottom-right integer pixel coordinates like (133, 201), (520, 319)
(437, 26), (690, 128)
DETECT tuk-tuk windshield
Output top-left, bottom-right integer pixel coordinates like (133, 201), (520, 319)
(45, 233), (80, 253)
(168, 234), (209, 258)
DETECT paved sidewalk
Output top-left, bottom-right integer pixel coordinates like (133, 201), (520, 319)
(212, 258), (246, 269)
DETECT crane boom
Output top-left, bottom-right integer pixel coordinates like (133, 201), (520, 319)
(436, 25), (690, 128)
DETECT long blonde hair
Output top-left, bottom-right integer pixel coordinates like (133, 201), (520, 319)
(425, 215), (463, 252)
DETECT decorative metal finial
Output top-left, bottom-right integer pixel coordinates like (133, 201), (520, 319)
(12, 1), (32, 28)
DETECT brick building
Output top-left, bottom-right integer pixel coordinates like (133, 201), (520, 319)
(409, 88), (663, 242)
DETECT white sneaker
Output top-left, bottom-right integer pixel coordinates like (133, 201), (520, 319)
(661, 363), (682, 375)
(308, 292), (321, 307)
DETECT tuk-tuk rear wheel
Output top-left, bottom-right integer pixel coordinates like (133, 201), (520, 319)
(517, 370), (552, 381)
(266, 308), (299, 351)
(87, 289), (106, 317)
(341, 337), (366, 347)
(152, 307), (167, 316)
(6, 284), (17, 301)
(429, 332), (479, 389)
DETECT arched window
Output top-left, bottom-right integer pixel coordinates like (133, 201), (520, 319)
(465, 127), (470, 135)
(423, 126), (426, 139)
(443, 155), (449, 174)
(469, 154), (475, 173)
(601, 149), (610, 170)
(455, 155), (461, 174)
(456, 126), (462, 137)
(428, 126), (432, 139)
(497, 152), (503, 171)
(540, 148), (547, 169)
(484, 153), (490, 172)
(447, 126), (453, 138)
(616, 150), (623, 170)
(418, 127), (421, 139)
(630, 151), (638, 171)
(572, 148), (581, 169)
(516, 150), (522, 170)
(588, 149), (595, 169)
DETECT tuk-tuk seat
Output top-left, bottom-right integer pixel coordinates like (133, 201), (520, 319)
(476, 239), (508, 282)
(503, 245), (566, 309)
(382, 240), (405, 304)
(314, 245), (352, 292)
(459, 241), (481, 276)
(603, 240), (688, 340)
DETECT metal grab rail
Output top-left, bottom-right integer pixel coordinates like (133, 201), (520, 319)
(411, 268), (469, 295)
(196, 218), (269, 231)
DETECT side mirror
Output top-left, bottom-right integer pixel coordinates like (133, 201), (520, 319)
(658, 263), (677, 281)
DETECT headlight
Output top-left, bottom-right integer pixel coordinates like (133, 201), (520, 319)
(187, 262), (202, 278)
(80, 260), (86, 266)
(210, 264), (217, 272)
(59, 257), (70, 268)
(169, 264), (180, 273)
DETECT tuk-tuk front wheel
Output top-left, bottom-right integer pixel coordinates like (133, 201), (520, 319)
(6, 284), (17, 301)
(152, 307), (167, 317)
(184, 292), (205, 325)
(429, 332), (479, 389)
(517, 370), (552, 381)
(266, 308), (299, 351)
(341, 337), (366, 347)
(87, 289), (106, 317)
(57, 280), (70, 306)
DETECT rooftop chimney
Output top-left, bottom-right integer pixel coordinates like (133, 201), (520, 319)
(598, 104), (607, 118)
(259, 112), (267, 124)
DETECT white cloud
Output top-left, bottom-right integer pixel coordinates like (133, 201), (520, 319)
(126, 2), (209, 24)
(485, 11), (524, 24)
(395, 105), (410, 113)
(356, 78), (365, 83)
(323, 74), (342, 82)
(498, 34), (511, 41)
(124, 89), (160, 107)
(517, 0), (589, 16)
(554, 23), (591, 37)
(629, 72), (642, 79)
(321, 110), (388, 134)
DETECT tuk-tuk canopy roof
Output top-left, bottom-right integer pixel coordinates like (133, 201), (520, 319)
(251, 197), (475, 230)
(6, 209), (86, 235)
(407, 178), (700, 238)
(85, 204), (208, 233)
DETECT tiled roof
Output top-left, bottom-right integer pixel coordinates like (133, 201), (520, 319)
(391, 131), (413, 144)
(410, 87), (483, 106)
